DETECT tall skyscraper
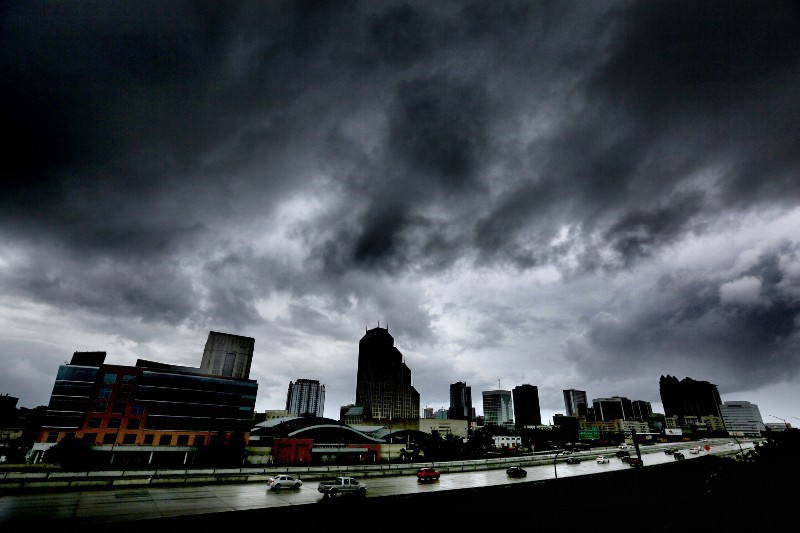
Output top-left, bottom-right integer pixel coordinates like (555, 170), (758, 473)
(286, 379), (325, 417)
(200, 331), (255, 379)
(659, 375), (722, 418)
(482, 389), (513, 427)
(354, 326), (420, 424)
(512, 384), (542, 427)
(448, 381), (473, 422)
(563, 389), (589, 417)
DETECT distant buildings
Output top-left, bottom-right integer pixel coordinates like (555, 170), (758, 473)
(286, 379), (325, 417)
(482, 389), (513, 427)
(448, 381), (473, 423)
(660, 375), (722, 418)
(563, 389), (588, 418)
(353, 326), (420, 428)
(592, 396), (634, 422)
(8, 320), (783, 470)
(512, 384), (542, 427)
(632, 400), (653, 421)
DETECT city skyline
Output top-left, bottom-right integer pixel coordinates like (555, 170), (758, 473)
(2, 2), (799, 426)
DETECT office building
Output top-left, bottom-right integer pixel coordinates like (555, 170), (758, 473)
(482, 390), (513, 427)
(563, 389), (589, 418)
(719, 401), (765, 437)
(659, 375), (722, 418)
(631, 400), (653, 421)
(200, 331), (255, 379)
(286, 379), (325, 417)
(448, 381), (473, 423)
(354, 326), (420, 426)
(512, 384), (542, 427)
(31, 341), (258, 466)
(592, 396), (634, 422)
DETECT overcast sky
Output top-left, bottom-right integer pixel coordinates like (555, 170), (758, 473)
(2, 1), (799, 426)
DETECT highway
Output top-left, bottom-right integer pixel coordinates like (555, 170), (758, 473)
(0, 440), (752, 527)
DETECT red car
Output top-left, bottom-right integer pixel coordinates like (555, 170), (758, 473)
(623, 456), (643, 467)
(416, 467), (441, 481)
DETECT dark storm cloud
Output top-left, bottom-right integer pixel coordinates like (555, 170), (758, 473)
(605, 192), (706, 267)
(2, 0), (800, 417)
(575, 247), (800, 390)
(586, 0), (800, 208)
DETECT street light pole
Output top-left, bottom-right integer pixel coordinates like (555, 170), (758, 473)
(768, 414), (789, 429)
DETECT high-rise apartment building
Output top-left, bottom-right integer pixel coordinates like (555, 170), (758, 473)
(448, 381), (473, 423)
(512, 384), (542, 427)
(286, 379), (325, 417)
(563, 389), (588, 417)
(659, 375), (722, 418)
(354, 326), (420, 425)
(482, 390), (513, 427)
(200, 331), (255, 379)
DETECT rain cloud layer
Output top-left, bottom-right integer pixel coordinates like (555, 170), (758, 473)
(1, 1), (799, 423)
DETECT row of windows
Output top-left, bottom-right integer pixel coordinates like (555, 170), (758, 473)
(55, 366), (99, 383)
(46, 432), (208, 447)
(86, 417), (141, 429)
(101, 373), (137, 385)
(135, 385), (247, 405)
(139, 371), (258, 395)
(145, 415), (252, 432)
(142, 400), (251, 418)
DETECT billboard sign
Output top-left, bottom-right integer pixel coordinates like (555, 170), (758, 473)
(665, 428), (683, 436)
(578, 427), (600, 440)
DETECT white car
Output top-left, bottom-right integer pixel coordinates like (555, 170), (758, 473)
(596, 455), (610, 464)
(266, 474), (303, 490)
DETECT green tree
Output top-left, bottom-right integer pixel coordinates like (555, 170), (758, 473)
(42, 432), (95, 470)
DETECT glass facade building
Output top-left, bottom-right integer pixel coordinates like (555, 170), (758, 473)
(563, 389), (589, 418)
(482, 389), (513, 427)
(34, 349), (257, 466)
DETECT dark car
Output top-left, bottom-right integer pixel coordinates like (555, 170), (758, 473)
(416, 467), (440, 481)
(664, 447), (678, 454)
(616, 450), (631, 458)
(506, 466), (527, 478)
(623, 456), (643, 467)
(673, 451), (685, 460)
(565, 456), (582, 464)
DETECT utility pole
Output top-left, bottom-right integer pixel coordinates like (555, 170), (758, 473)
(632, 428), (643, 466)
